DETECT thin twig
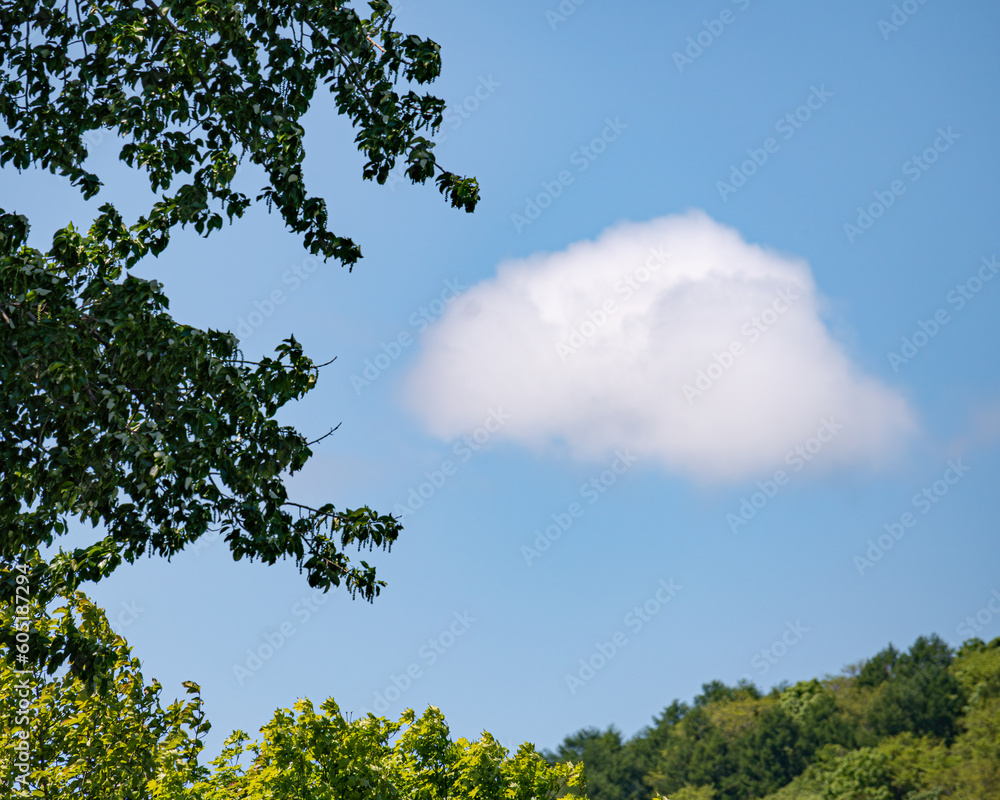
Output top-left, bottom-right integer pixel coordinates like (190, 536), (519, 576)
(304, 423), (340, 446)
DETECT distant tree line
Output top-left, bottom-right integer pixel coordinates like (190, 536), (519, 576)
(545, 634), (1000, 800)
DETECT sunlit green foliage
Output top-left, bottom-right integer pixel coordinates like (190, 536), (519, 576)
(1, 593), (584, 800)
(546, 634), (1000, 800)
(0, 592), (209, 797)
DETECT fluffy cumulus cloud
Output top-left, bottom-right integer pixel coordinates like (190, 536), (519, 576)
(404, 211), (916, 482)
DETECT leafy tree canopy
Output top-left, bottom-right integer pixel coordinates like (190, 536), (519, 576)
(0, 591), (209, 796)
(0, 0), (479, 259)
(0, 592), (585, 800)
(856, 644), (900, 688)
(0, 0), (479, 687)
(546, 634), (1000, 800)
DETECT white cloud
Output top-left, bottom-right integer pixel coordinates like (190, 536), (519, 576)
(403, 211), (916, 482)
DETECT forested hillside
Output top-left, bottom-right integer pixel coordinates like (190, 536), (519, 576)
(545, 635), (1000, 800)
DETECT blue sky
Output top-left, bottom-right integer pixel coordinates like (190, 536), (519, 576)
(7, 0), (1000, 760)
